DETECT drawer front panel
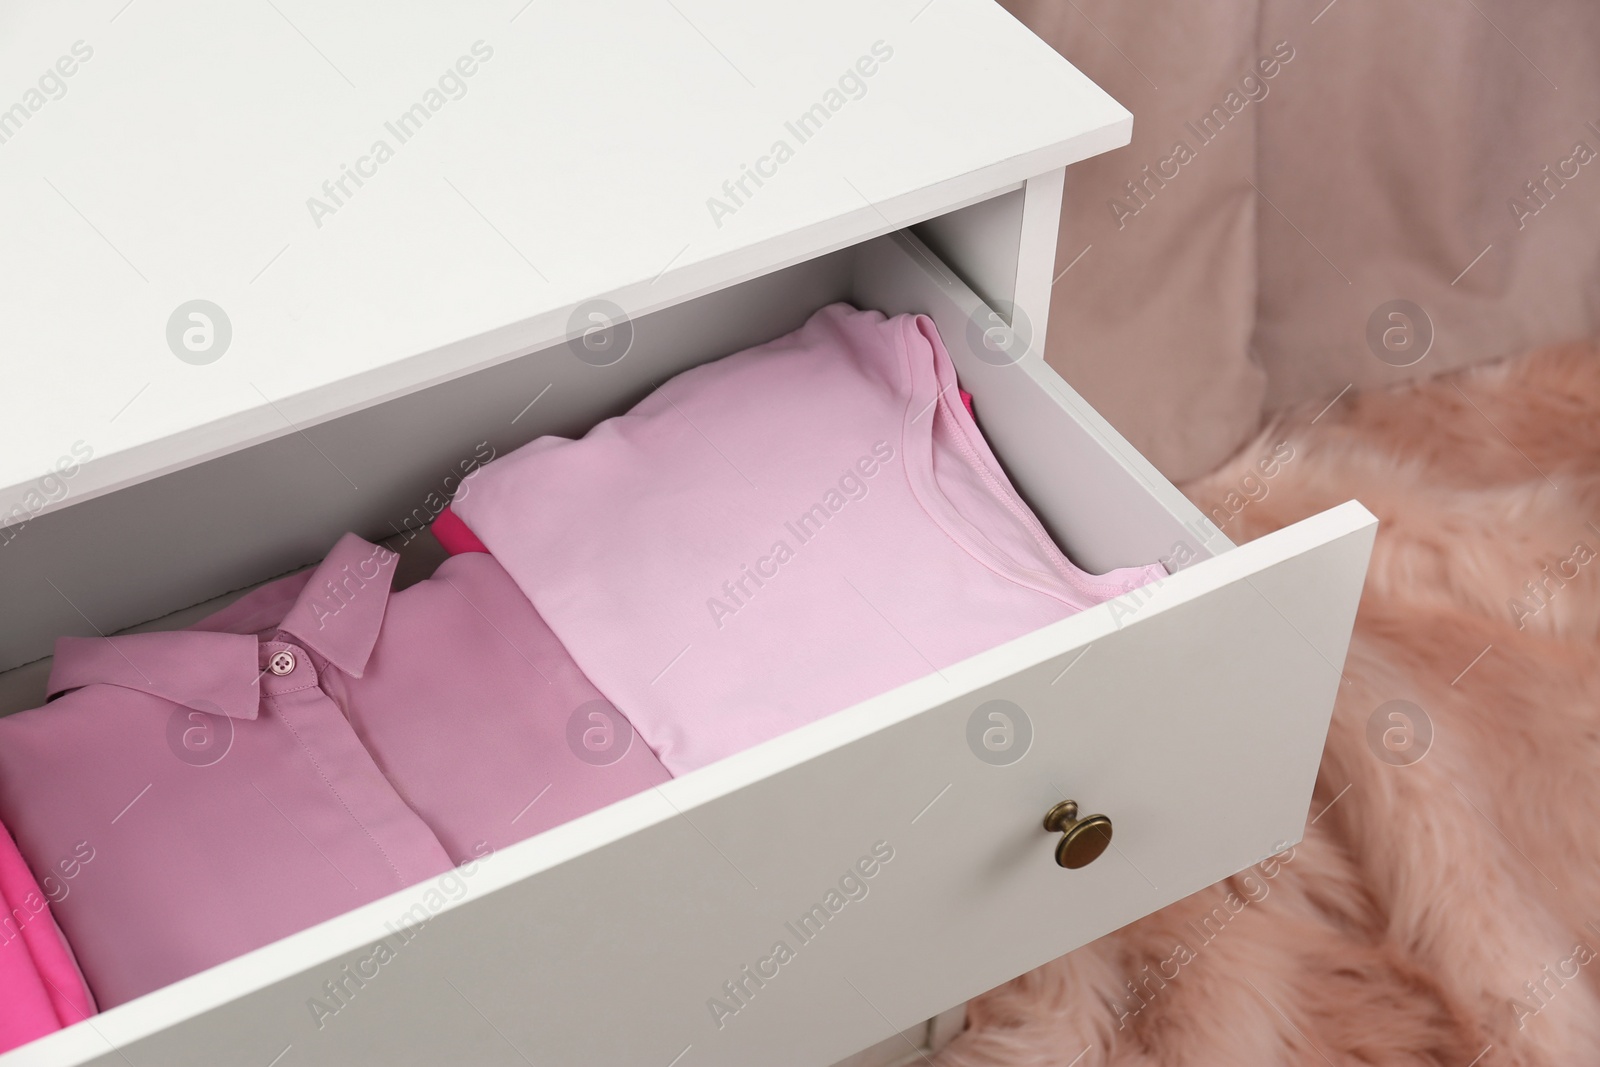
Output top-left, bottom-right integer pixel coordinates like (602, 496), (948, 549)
(26, 503), (1373, 1067)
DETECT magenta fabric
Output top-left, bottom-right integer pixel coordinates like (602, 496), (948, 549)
(453, 303), (1167, 773)
(0, 824), (95, 1053)
(0, 536), (456, 1008)
(431, 505), (489, 555)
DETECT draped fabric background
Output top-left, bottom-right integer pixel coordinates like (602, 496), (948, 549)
(1006, 0), (1600, 482)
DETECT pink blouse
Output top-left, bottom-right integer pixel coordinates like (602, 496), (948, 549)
(0, 533), (667, 1009)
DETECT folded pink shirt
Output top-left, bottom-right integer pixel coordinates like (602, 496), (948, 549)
(0, 538), (456, 1008)
(203, 538), (671, 862)
(0, 533), (667, 1009)
(452, 303), (1166, 773)
(0, 824), (95, 1053)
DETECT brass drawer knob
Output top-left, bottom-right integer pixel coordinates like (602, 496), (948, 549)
(1042, 800), (1113, 869)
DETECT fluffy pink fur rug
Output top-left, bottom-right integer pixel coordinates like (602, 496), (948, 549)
(934, 342), (1600, 1066)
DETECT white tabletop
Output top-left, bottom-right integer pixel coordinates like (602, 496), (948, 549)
(0, 0), (1129, 523)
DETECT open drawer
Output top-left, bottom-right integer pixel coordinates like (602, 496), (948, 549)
(0, 226), (1375, 1067)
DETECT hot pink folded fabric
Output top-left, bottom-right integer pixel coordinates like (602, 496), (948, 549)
(452, 303), (1167, 773)
(431, 504), (490, 555)
(0, 824), (95, 1053)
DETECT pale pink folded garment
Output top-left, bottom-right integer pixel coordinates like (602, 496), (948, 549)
(0, 536), (458, 1009)
(453, 303), (1166, 773)
(0, 824), (95, 1053)
(0, 533), (670, 1009)
(192, 537), (672, 863)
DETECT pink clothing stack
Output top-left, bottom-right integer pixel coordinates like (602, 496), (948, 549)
(452, 303), (1166, 773)
(0, 534), (668, 1009)
(0, 827), (95, 1053)
(0, 301), (1159, 1034)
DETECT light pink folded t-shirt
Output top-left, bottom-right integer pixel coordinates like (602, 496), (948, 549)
(453, 303), (1166, 773)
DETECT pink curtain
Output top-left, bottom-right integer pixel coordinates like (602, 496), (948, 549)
(1007, 0), (1600, 481)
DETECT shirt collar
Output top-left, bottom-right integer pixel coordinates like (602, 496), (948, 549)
(46, 631), (262, 719)
(274, 533), (397, 678)
(45, 534), (398, 718)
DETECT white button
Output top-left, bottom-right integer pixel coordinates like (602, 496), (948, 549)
(268, 650), (297, 676)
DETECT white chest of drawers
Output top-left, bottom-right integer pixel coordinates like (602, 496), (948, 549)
(0, 3), (1375, 1064)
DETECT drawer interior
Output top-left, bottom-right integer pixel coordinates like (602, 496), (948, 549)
(0, 227), (1227, 709)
